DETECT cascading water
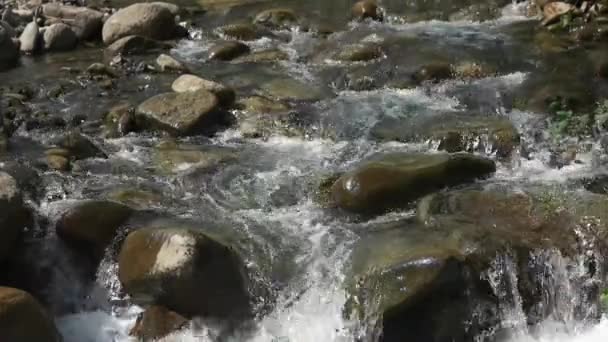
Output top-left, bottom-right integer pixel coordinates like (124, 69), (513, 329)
(3, 0), (608, 341)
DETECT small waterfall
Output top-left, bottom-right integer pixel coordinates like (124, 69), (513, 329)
(479, 247), (605, 342)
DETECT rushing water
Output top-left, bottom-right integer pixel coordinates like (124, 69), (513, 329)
(4, 0), (608, 341)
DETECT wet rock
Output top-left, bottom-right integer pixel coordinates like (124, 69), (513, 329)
(413, 63), (453, 83)
(452, 61), (494, 79)
(102, 3), (178, 45)
(56, 200), (134, 259)
(118, 226), (251, 318)
(217, 23), (262, 41)
(261, 78), (330, 102)
(56, 131), (107, 160)
(106, 35), (171, 56)
(156, 54), (188, 73)
(371, 114), (520, 157)
(0, 287), (60, 342)
(45, 153), (70, 171)
(43, 23), (77, 51)
(0, 24), (19, 70)
(208, 41), (250, 61)
(103, 103), (135, 137)
(330, 152), (496, 214)
(253, 8), (298, 29)
(19, 21), (39, 54)
(542, 2), (574, 26)
(153, 142), (238, 175)
(72, 10), (104, 41)
(351, 0), (383, 21)
(0, 172), (31, 262)
(348, 186), (602, 342)
(130, 305), (188, 340)
(234, 49), (289, 63)
(172, 74), (235, 107)
(87, 63), (118, 78)
(333, 43), (383, 62)
(136, 91), (225, 136)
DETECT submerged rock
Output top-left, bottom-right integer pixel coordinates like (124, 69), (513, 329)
(253, 8), (298, 29)
(153, 142), (238, 175)
(333, 43), (383, 62)
(234, 49), (289, 63)
(136, 90), (226, 136)
(260, 78), (330, 102)
(0, 287), (60, 342)
(56, 131), (107, 160)
(413, 63), (453, 83)
(105, 188), (164, 210)
(371, 114), (520, 157)
(0, 172), (31, 262)
(171, 74), (235, 107)
(118, 225), (251, 318)
(156, 54), (188, 73)
(208, 41), (250, 61)
(106, 35), (171, 56)
(56, 200), (134, 259)
(330, 152), (496, 214)
(238, 95), (289, 114)
(130, 305), (188, 340)
(217, 23), (262, 41)
(102, 3), (178, 44)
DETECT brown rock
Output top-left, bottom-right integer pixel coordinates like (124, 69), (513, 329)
(130, 305), (188, 340)
(352, 0), (383, 21)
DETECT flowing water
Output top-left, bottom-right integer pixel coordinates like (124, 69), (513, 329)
(4, 0), (608, 341)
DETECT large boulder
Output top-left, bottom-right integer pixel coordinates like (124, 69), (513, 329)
(43, 23), (78, 51)
(102, 3), (178, 45)
(330, 152), (496, 214)
(55, 200), (134, 259)
(171, 74), (235, 107)
(0, 24), (19, 70)
(0, 287), (60, 342)
(349, 186), (607, 341)
(0, 172), (31, 262)
(136, 90), (226, 136)
(118, 226), (250, 318)
(72, 10), (104, 41)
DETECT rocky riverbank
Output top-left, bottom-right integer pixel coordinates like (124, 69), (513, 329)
(3, 0), (608, 341)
